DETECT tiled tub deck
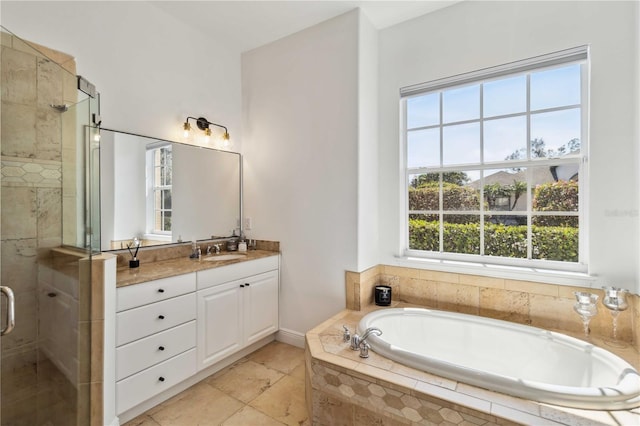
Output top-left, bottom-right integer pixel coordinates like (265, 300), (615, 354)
(305, 305), (640, 426)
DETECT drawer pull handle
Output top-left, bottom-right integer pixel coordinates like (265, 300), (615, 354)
(159, 377), (165, 382)
(245, 283), (250, 287)
(158, 346), (165, 351)
(158, 289), (165, 293)
(240, 284), (245, 288)
(158, 315), (165, 320)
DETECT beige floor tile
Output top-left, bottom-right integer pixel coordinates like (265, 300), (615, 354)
(122, 414), (161, 426)
(289, 362), (306, 381)
(149, 382), (243, 425)
(221, 406), (285, 426)
(249, 375), (308, 426)
(206, 360), (285, 403)
(249, 342), (305, 375)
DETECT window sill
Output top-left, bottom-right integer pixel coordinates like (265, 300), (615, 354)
(391, 255), (598, 288)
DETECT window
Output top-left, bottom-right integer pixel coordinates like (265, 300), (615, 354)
(402, 47), (588, 271)
(146, 143), (172, 234)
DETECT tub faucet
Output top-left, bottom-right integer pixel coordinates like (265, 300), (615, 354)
(350, 327), (382, 351)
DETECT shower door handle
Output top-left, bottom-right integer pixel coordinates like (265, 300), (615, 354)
(1, 286), (15, 336)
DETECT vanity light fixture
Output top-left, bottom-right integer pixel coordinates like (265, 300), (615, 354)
(182, 116), (230, 144)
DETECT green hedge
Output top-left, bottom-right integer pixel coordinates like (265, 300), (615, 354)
(409, 183), (481, 224)
(533, 180), (579, 226)
(409, 219), (578, 262)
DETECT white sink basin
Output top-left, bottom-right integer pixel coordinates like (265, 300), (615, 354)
(203, 254), (247, 261)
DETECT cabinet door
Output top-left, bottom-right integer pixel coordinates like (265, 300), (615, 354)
(196, 281), (243, 370)
(243, 270), (279, 346)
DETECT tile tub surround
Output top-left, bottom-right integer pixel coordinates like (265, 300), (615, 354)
(305, 308), (640, 426)
(346, 265), (639, 351)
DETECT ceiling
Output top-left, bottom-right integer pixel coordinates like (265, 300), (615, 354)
(150, 1), (460, 52)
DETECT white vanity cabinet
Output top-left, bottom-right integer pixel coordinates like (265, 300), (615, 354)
(196, 255), (279, 370)
(115, 273), (197, 414)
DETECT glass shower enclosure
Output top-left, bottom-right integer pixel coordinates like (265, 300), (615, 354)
(1, 26), (100, 425)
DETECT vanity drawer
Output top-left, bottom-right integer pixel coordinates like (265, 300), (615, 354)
(197, 255), (279, 290)
(116, 293), (196, 346)
(116, 348), (196, 415)
(117, 272), (196, 312)
(116, 320), (196, 381)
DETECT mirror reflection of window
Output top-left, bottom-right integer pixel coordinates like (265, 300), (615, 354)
(147, 142), (172, 235)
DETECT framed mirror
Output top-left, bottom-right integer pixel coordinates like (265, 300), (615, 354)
(99, 129), (241, 251)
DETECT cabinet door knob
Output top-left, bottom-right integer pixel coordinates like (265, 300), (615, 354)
(158, 288), (165, 293)
(159, 377), (165, 382)
(158, 346), (165, 351)
(158, 315), (165, 320)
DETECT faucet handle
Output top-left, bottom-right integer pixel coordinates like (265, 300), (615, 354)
(359, 341), (371, 358)
(342, 325), (351, 343)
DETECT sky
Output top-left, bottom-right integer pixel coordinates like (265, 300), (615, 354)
(406, 63), (582, 176)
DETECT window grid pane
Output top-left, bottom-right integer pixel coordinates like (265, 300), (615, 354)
(404, 60), (584, 267)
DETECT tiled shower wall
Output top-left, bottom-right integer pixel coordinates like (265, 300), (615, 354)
(346, 265), (639, 350)
(1, 32), (84, 425)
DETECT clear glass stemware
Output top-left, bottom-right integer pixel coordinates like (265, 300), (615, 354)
(573, 292), (598, 338)
(601, 286), (629, 344)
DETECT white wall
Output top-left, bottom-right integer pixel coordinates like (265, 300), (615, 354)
(378, 1), (640, 292)
(357, 13), (379, 271)
(242, 10), (360, 335)
(0, 1), (241, 145)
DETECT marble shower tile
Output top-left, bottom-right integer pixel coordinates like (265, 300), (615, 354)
(1, 238), (37, 293)
(37, 187), (62, 239)
(1, 46), (37, 105)
(36, 56), (63, 108)
(1, 102), (37, 158)
(35, 107), (62, 161)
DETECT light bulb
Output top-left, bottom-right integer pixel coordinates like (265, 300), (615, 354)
(182, 122), (191, 139)
(204, 128), (212, 144)
(222, 131), (230, 148)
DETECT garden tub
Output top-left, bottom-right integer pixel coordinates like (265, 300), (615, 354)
(357, 307), (640, 410)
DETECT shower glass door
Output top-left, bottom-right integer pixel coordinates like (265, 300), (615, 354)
(1, 26), (98, 426)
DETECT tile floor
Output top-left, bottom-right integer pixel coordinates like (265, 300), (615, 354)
(123, 341), (309, 426)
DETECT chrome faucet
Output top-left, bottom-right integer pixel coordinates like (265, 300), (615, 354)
(207, 244), (221, 255)
(342, 325), (351, 343)
(350, 327), (382, 351)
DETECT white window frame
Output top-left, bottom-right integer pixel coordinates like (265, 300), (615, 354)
(145, 142), (172, 236)
(400, 46), (589, 273)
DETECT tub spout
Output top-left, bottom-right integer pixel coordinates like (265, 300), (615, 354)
(350, 327), (382, 350)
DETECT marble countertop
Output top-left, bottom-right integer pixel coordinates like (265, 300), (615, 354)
(116, 249), (279, 287)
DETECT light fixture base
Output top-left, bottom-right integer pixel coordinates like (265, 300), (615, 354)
(196, 117), (210, 131)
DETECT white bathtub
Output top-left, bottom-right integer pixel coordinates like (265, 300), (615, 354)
(357, 307), (640, 410)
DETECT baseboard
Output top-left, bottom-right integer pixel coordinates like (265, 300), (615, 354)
(276, 328), (305, 348)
